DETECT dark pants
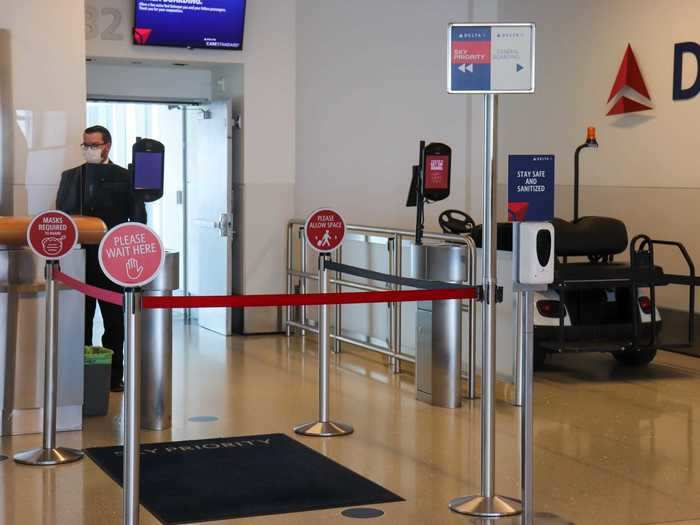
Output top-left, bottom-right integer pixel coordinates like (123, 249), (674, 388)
(84, 247), (124, 385)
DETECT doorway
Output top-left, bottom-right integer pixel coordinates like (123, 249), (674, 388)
(86, 101), (187, 291)
(86, 98), (239, 335)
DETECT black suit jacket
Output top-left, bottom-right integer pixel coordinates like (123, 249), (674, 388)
(56, 162), (147, 289)
(56, 162), (147, 228)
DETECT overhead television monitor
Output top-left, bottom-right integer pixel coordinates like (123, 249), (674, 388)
(133, 0), (247, 50)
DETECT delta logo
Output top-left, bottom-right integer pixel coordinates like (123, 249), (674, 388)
(133, 28), (153, 45)
(607, 44), (652, 116)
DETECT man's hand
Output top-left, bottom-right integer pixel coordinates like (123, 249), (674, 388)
(125, 258), (144, 281)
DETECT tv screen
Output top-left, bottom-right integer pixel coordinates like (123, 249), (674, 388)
(134, 0), (246, 50)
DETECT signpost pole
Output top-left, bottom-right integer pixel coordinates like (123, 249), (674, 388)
(518, 286), (572, 525)
(14, 261), (84, 466)
(449, 94), (522, 518)
(95, 221), (164, 525)
(294, 253), (353, 437)
(521, 290), (535, 523)
(514, 290), (525, 407)
(123, 288), (142, 525)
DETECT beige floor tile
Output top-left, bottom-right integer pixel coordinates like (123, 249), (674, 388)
(1, 322), (700, 524)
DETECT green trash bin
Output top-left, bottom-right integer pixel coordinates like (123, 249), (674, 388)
(83, 346), (113, 416)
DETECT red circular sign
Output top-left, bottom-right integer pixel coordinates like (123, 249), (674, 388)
(304, 208), (346, 253)
(98, 223), (164, 288)
(27, 210), (78, 260)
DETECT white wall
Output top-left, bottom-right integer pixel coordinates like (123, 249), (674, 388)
(0, 2), (87, 215)
(497, 0), (700, 189)
(86, 62), (212, 102)
(490, 0), (700, 310)
(295, 0), (474, 231)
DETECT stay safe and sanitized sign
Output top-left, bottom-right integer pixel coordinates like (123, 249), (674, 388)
(447, 23), (535, 94)
(508, 155), (555, 222)
(98, 223), (165, 288)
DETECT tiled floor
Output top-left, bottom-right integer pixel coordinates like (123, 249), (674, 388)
(2, 321), (700, 525)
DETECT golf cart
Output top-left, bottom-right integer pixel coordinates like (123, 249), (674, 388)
(439, 130), (697, 368)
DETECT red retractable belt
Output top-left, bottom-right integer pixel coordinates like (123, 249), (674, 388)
(142, 288), (476, 309)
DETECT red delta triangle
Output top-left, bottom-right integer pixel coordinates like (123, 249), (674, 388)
(608, 44), (651, 102)
(134, 28), (153, 45)
(606, 96), (652, 116)
(508, 202), (530, 222)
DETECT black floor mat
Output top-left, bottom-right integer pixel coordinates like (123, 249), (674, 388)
(85, 433), (403, 524)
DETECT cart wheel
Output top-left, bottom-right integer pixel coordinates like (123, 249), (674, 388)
(612, 348), (657, 366)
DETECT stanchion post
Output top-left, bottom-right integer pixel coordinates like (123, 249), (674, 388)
(123, 288), (142, 525)
(14, 261), (84, 466)
(449, 94), (522, 518)
(294, 254), (353, 437)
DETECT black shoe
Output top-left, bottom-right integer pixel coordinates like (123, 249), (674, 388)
(110, 381), (124, 393)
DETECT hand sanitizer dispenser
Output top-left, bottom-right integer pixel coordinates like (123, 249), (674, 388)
(514, 222), (555, 285)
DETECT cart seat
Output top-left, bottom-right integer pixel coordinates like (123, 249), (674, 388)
(552, 216), (628, 257)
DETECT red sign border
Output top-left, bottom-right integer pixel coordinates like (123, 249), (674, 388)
(304, 208), (346, 254)
(26, 210), (79, 260)
(97, 222), (165, 289)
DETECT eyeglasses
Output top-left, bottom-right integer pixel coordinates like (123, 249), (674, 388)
(80, 143), (106, 151)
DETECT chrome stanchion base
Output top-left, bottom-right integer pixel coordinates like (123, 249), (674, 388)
(449, 495), (522, 518)
(14, 447), (84, 466)
(293, 421), (354, 437)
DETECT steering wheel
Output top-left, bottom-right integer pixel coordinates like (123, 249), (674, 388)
(439, 209), (476, 235)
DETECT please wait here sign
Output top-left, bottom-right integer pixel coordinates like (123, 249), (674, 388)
(99, 223), (165, 288)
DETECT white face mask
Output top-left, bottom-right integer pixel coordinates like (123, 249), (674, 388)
(83, 147), (103, 164)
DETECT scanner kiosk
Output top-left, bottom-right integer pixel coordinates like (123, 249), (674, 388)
(0, 216), (106, 435)
(407, 141), (468, 408)
(129, 138), (180, 430)
(130, 137), (165, 203)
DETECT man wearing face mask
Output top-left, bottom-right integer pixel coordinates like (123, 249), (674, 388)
(56, 125), (146, 393)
